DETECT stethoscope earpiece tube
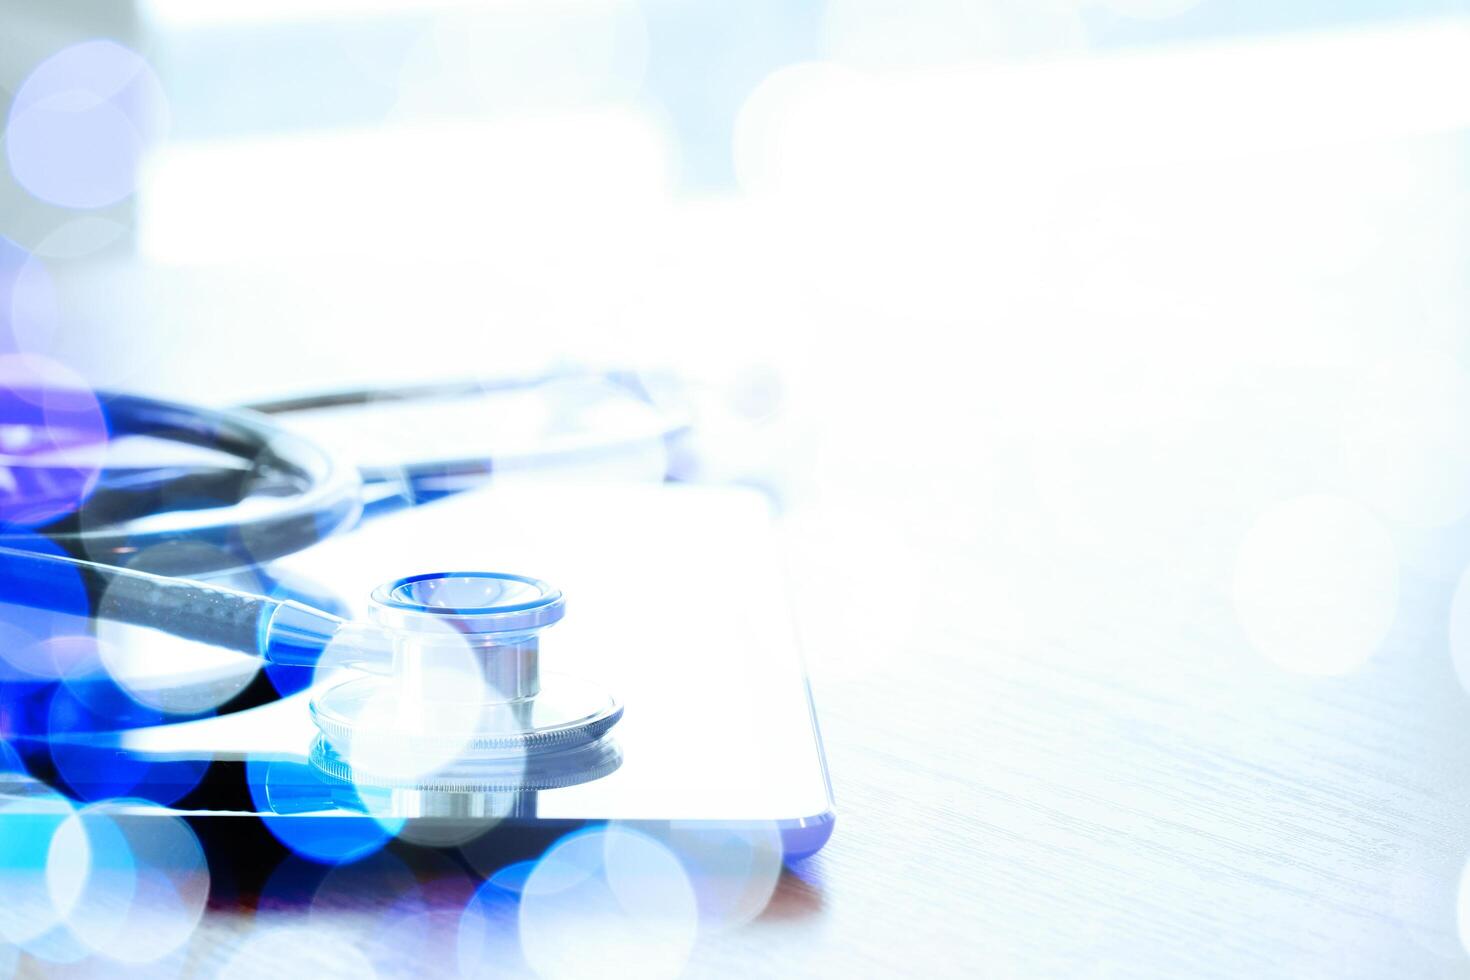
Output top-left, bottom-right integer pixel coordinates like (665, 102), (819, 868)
(0, 545), (343, 666)
(0, 390), (364, 571)
(0, 373), (684, 708)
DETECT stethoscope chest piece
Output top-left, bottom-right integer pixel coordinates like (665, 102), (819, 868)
(308, 572), (621, 789)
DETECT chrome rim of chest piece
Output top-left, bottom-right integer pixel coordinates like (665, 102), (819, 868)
(308, 572), (622, 789)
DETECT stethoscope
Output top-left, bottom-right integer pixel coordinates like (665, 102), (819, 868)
(4, 367), (688, 567)
(0, 370), (681, 779)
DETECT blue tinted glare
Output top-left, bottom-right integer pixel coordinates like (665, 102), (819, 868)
(0, 528), (94, 752)
(47, 688), (208, 805)
(262, 570), (352, 699)
(6, 40), (169, 210)
(458, 864), (534, 978)
(47, 805), (139, 954)
(0, 528), (91, 687)
(0, 738), (23, 774)
(0, 784), (75, 946)
(0, 800), (215, 967)
(488, 859), (537, 895)
(248, 758), (399, 864)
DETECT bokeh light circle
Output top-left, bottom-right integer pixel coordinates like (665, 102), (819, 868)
(22, 634), (103, 684)
(257, 847), (465, 969)
(96, 544), (266, 716)
(619, 821), (785, 933)
(311, 614), (500, 793)
(0, 237), (59, 355)
(0, 779), (76, 945)
(33, 216), (131, 261)
(0, 527), (91, 687)
(261, 569), (352, 700)
(460, 835), (541, 883)
(60, 802), (210, 964)
(46, 803), (133, 957)
(0, 353), (108, 527)
(1231, 495), (1398, 676)
(6, 40), (169, 210)
(458, 863), (535, 978)
(1392, 854), (1465, 961)
(249, 757), (399, 865)
(305, 848), (427, 943)
(47, 685), (208, 805)
(518, 826), (698, 980)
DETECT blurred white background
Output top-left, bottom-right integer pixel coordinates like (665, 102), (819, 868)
(6, 0), (1470, 779)
(5, 1), (1470, 973)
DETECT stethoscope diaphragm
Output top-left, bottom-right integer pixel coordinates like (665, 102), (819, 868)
(307, 572), (621, 791)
